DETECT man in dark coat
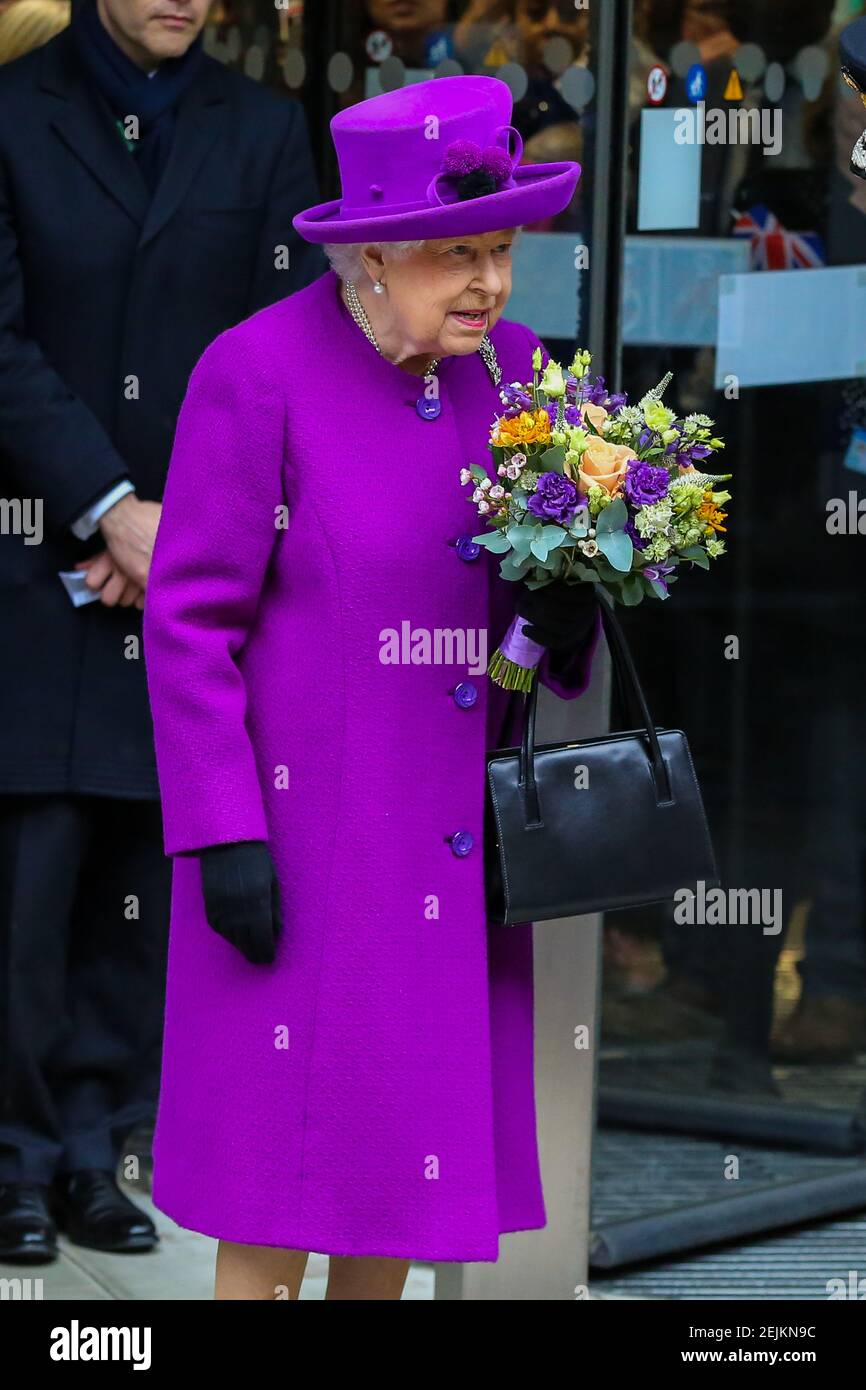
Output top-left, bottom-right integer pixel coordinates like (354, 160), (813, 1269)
(0, 0), (324, 1262)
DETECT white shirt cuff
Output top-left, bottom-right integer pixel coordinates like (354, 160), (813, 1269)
(71, 480), (135, 540)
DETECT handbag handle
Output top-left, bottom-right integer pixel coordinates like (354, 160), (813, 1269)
(517, 589), (673, 821)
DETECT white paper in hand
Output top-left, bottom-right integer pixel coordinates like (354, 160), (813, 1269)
(58, 571), (102, 607)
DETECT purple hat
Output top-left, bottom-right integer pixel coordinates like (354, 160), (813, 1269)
(292, 75), (581, 244)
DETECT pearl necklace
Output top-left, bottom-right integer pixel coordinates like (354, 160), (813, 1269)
(342, 277), (501, 386)
(343, 277), (440, 376)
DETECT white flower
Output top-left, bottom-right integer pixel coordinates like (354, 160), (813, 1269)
(459, 468), (472, 485)
(511, 451), (527, 468)
(489, 484), (505, 500)
(477, 500), (491, 515)
(472, 487), (485, 502)
(480, 477), (492, 490)
(505, 462), (522, 480)
(497, 464), (507, 476)
(579, 539), (599, 557)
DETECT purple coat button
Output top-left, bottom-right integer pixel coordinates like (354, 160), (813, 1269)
(416, 396), (441, 420)
(455, 534), (481, 562)
(449, 830), (474, 857)
(452, 681), (478, 709)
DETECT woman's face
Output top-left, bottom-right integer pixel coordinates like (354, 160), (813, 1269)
(372, 230), (516, 358)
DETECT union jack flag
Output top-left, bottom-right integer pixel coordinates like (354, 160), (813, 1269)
(731, 204), (826, 271)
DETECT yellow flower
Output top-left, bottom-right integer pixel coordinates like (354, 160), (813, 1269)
(492, 409), (552, 447)
(697, 490), (727, 533)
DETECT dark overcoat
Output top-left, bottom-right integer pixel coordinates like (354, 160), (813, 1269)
(0, 29), (325, 796)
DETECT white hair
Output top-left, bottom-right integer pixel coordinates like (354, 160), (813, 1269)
(323, 228), (524, 284)
(322, 241), (424, 283)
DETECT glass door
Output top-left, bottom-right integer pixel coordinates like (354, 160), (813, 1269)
(593, 0), (866, 1299)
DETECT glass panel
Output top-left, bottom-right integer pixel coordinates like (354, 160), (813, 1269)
(593, 0), (866, 1299)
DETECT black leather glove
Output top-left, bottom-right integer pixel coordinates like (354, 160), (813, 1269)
(199, 840), (282, 965)
(514, 579), (599, 653)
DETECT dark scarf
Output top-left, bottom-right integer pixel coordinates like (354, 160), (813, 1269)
(70, 1), (205, 194)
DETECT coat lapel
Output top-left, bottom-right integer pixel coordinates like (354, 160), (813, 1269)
(41, 30), (228, 246)
(138, 63), (227, 251)
(42, 30), (150, 229)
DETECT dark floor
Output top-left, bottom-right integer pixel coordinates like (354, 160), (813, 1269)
(590, 1036), (866, 1299)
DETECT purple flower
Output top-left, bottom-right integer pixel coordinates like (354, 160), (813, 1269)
(675, 442), (712, 468)
(625, 518), (648, 551)
(581, 375), (627, 412)
(564, 403), (584, 426)
(500, 382), (534, 417)
(644, 561), (676, 594)
(526, 472), (579, 524)
(624, 460), (670, 507)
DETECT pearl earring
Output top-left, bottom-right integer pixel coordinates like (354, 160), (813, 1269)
(373, 280), (385, 294)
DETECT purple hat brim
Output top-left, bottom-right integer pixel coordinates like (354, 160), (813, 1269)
(292, 161), (581, 244)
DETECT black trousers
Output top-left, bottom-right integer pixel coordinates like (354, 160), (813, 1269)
(0, 795), (171, 1183)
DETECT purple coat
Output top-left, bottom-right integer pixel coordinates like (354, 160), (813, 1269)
(143, 268), (601, 1262)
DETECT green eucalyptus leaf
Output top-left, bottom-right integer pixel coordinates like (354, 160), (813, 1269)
(681, 545), (709, 569)
(469, 463), (489, 483)
(595, 497), (628, 533)
(620, 573), (645, 606)
(529, 548), (558, 570)
(500, 553), (533, 581)
(529, 525), (552, 562)
(546, 549), (566, 578)
(506, 523), (535, 553)
(568, 559), (600, 583)
(540, 525), (567, 549)
(592, 554), (620, 582)
(596, 527), (634, 573)
(540, 443), (566, 474)
(472, 530), (511, 553)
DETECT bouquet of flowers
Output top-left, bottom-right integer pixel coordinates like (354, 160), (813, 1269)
(462, 347), (731, 691)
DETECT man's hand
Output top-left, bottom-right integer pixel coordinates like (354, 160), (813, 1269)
(74, 550), (145, 609)
(98, 494), (162, 589)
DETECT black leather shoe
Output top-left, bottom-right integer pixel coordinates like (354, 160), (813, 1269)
(51, 1170), (158, 1253)
(0, 1181), (58, 1263)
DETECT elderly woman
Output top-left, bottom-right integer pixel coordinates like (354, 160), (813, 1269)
(143, 74), (601, 1301)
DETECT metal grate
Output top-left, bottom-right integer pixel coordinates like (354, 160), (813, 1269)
(591, 1128), (866, 1299)
(590, 1221), (866, 1300)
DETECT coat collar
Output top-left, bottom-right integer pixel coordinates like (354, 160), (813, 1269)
(41, 27), (228, 248)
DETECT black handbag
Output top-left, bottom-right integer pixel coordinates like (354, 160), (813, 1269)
(485, 593), (720, 925)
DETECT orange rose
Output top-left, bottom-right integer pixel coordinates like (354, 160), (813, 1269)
(584, 402), (609, 433)
(578, 439), (637, 497)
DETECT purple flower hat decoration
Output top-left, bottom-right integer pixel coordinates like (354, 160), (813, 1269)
(430, 135), (521, 203)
